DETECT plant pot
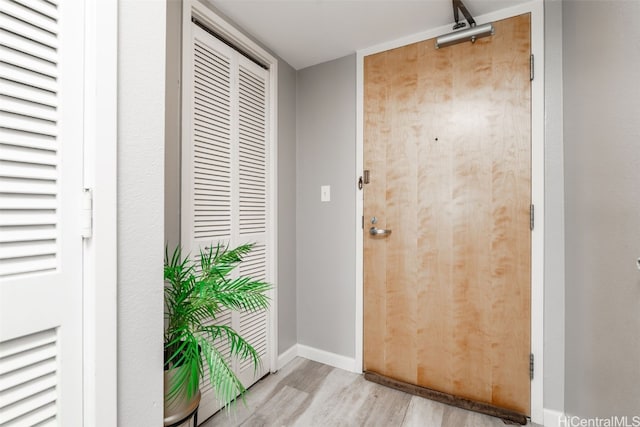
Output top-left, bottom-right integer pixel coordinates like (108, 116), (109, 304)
(164, 366), (201, 426)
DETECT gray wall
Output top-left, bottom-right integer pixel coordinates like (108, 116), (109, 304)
(118, 0), (166, 425)
(543, 0), (565, 412)
(164, 0), (298, 356)
(165, 0), (181, 250)
(563, 0), (640, 417)
(296, 55), (357, 357)
(277, 60), (298, 354)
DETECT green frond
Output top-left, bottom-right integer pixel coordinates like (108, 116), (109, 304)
(165, 241), (272, 410)
(199, 324), (262, 373)
(199, 337), (248, 407)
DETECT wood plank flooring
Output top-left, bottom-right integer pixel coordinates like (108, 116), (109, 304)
(200, 358), (541, 427)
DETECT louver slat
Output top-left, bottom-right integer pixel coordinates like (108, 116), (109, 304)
(0, 46), (57, 80)
(0, 329), (58, 426)
(238, 245), (268, 372)
(0, 28), (57, 63)
(191, 39), (232, 240)
(0, 129), (56, 152)
(0, 62), (57, 94)
(0, 226), (56, 243)
(0, 76), (57, 107)
(0, 96), (57, 123)
(0, 0), (58, 35)
(0, 0), (59, 280)
(11, 0), (59, 22)
(238, 66), (267, 235)
(0, 14), (57, 49)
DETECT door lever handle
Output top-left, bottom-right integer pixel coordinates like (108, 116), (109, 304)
(369, 226), (392, 237)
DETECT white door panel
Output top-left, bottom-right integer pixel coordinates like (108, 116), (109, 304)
(182, 23), (272, 422)
(0, 0), (84, 424)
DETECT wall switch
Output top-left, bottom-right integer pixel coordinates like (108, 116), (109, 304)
(321, 185), (331, 202)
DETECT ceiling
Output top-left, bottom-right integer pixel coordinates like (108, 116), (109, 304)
(209, 0), (529, 70)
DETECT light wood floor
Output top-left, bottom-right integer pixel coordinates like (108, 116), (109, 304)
(201, 357), (541, 427)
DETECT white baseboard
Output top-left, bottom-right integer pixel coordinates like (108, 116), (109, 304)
(297, 344), (359, 373)
(276, 344), (359, 373)
(276, 344), (298, 370)
(543, 409), (565, 427)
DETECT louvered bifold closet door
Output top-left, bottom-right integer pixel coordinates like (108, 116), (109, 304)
(0, 1), (84, 426)
(183, 24), (271, 422)
(234, 58), (269, 390)
(185, 26), (235, 421)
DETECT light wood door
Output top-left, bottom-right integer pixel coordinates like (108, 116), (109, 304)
(363, 14), (531, 415)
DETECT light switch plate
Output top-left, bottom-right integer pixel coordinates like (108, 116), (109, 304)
(321, 185), (331, 202)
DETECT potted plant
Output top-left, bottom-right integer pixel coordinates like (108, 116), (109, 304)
(164, 242), (271, 421)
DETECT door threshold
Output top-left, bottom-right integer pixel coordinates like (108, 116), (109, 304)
(364, 371), (528, 425)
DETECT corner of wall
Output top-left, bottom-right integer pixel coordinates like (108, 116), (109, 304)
(164, 0), (182, 249)
(294, 55), (357, 359)
(117, 1), (167, 425)
(542, 0), (566, 415)
(544, 409), (566, 427)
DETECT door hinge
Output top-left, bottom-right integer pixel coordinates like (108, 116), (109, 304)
(530, 204), (535, 231)
(82, 188), (93, 239)
(530, 54), (534, 81)
(363, 170), (370, 184)
(530, 353), (534, 380)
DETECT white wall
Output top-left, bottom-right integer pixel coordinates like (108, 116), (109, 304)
(563, 0), (640, 417)
(296, 55), (357, 358)
(118, 1), (166, 425)
(543, 0), (565, 413)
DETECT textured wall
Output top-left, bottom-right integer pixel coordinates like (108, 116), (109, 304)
(296, 55), (357, 358)
(118, 0), (166, 424)
(563, 0), (640, 417)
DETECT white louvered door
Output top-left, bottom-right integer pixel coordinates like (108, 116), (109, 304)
(234, 57), (269, 391)
(182, 23), (272, 422)
(0, 1), (84, 426)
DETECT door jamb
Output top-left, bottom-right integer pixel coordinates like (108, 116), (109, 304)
(354, 1), (545, 423)
(82, 0), (118, 425)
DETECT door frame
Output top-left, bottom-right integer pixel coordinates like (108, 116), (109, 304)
(181, 0), (280, 375)
(82, 0), (118, 425)
(354, 1), (544, 423)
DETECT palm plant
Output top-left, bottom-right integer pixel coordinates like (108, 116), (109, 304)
(164, 242), (271, 409)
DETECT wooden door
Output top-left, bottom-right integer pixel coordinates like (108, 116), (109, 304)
(363, 14), (531, 415)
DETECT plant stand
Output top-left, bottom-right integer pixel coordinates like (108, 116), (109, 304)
(164, 390), (201, 427)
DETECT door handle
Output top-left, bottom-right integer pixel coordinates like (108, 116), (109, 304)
(369, 226), (392, 237)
